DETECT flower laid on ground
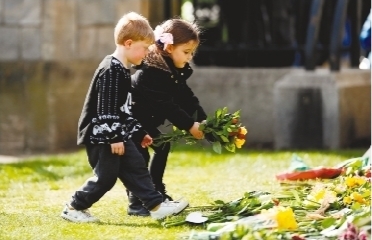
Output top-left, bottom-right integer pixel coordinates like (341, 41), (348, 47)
(161, 191), (274, 228)
(166, 155), (371, 240)
(338, 222), (369, 240)
(153, 107), (248, 153)
(261, 206), (298, 230)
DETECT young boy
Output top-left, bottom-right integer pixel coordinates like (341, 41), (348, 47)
(61, 12), (188, 223)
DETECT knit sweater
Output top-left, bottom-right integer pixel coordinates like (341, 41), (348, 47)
(77, 55), (146, 145)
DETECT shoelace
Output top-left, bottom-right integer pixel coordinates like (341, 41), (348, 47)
(162, 198), (184, 206)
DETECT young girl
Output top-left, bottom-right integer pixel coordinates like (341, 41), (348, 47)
(128, 18), (206, 216)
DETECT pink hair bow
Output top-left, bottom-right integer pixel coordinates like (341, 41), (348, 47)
(154, 26), (173, 50)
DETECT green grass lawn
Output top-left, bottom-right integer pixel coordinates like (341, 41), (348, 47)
(0, 145), (365, 240)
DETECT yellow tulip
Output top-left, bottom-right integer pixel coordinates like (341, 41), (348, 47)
(312, 189), (326, 202)
(351, 192), (366, 204)
(345, 176), (367, 188)
(354, 177), (367, 185)
(276, 207), (298, 230)
(234, 138), (245, 148)
(343, 196), (352, 205)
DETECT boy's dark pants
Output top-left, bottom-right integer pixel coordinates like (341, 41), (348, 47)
(70, 140), (163, 211)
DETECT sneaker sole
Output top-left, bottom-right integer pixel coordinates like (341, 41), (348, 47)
(61, 214), (99, 223)
(173, 202), (189, 215)
(128, 212), (150, 217)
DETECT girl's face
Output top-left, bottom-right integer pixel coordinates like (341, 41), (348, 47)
(166, 40), (198, 68)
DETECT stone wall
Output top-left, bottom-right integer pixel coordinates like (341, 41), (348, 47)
(0, 1), (370, 155)
(1, 63), (370, 155)
(0, 0), (178, 155)
(188, 67), (291, 147)
(273, 69), (371, 150)
(0, 61), (95, 154)
(0, 0), (175, 62)
(1, 0), (130, 61)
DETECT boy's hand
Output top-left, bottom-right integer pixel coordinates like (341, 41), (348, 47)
(141, 134), (153, 148)
(189, 122), (204, 140)
(111, 142), (125, 155)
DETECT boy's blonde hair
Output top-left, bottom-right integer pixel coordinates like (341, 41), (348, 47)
(114, 12), (154, 45)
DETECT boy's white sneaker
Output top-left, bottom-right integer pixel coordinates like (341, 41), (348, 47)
(61, 203), (99, 223)
(150, 199), (189, 220)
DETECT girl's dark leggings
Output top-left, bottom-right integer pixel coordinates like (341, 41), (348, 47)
(134, 127), (170, 189)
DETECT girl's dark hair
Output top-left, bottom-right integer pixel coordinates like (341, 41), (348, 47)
(154, 18), (201, 55)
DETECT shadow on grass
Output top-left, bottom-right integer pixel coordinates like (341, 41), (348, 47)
(96, 221), (163, 228)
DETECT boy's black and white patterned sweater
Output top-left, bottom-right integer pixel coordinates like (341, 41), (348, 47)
(131, 50), (207, 131)
(77, 55), (147, 145)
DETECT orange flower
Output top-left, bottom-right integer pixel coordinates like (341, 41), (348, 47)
(231, 118), (239, 124)
(365, 169), (371, 178)
(228, 131), (239, 136)
(237, 134), (245, 139)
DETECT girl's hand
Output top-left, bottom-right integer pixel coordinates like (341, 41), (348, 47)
(189, 122), (204, 140)
(141, 134), (153, 148)
(111, 142), (125, 155)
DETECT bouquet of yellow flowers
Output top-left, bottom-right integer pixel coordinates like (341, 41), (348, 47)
(153, 107), (248, 154)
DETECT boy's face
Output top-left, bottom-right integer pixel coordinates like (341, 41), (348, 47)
(166, 40), (198, 68)
(126, 40), (151, 65)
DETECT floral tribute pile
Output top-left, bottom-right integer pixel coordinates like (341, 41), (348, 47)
(160, 156), (371, 240)
(154, 107), (248, 154)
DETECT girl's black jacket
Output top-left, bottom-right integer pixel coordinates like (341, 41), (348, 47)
(131, 51), (207, 131)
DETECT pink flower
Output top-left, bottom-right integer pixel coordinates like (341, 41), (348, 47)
(154, 26), (173, 50)
(358, 231), (368, 240)
(338, 223), (369, 240)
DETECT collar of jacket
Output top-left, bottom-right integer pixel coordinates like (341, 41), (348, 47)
(143, 50), (193, 80)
